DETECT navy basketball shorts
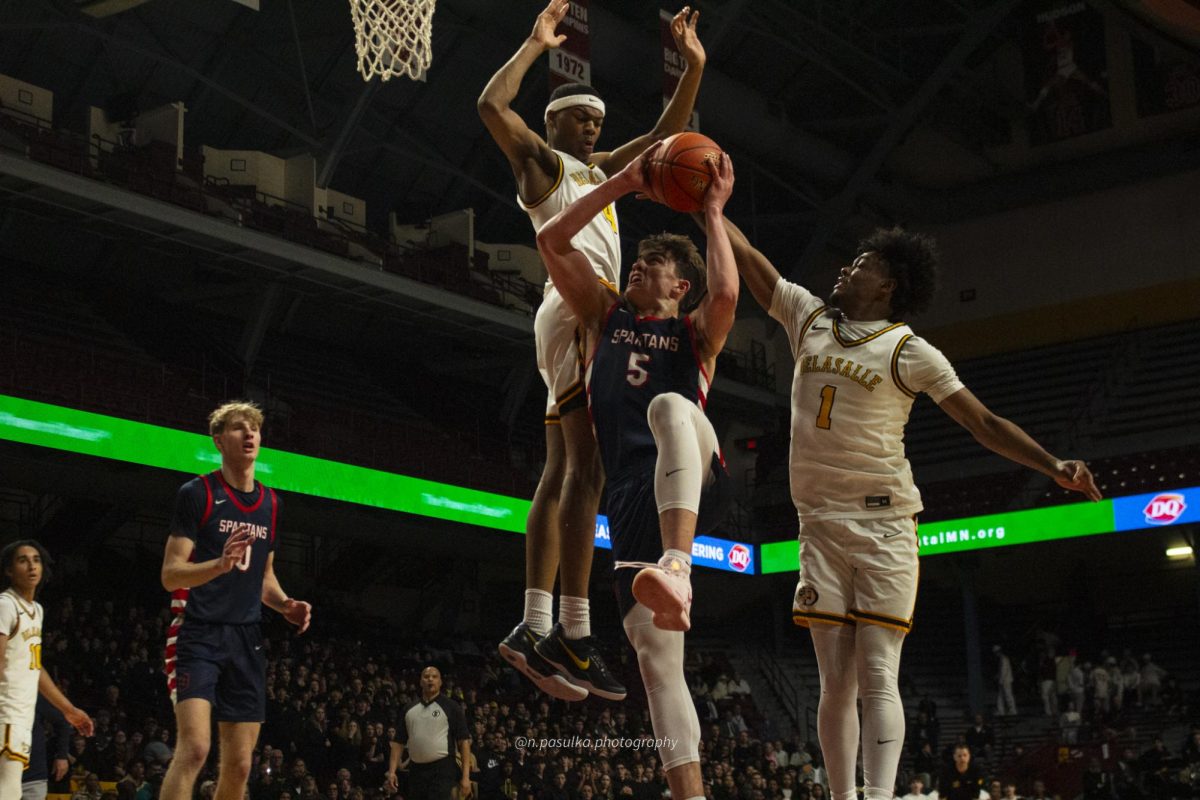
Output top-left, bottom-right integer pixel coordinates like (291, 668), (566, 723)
(172, 620), (266, 722)
(609, 455), (732, 618)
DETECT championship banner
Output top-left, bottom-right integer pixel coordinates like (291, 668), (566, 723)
(1022, 1), (1111, 144)
(660, 8), (698, 130)
(1131, 36), (1200, 117)
(550, 0), (591, 87)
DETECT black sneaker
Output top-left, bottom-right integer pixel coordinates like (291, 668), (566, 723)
(498, 623), (588, 702)
(534, 623), (627, 701)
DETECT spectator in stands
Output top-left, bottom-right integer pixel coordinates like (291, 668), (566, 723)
(1137, 737), (1174, 797)
(994, 646), (1016, 716)
(1037, 649), (1058, 717)
(1090, 661), (1111, 717)
(964, 714), (993, 763)
(1025, 779), (1051, 800)
(1112, 747), (1142, 800)
(728, 672), (752, 699)
(1183, 726), (1200, 764)
(1117, 651), (1139, 709)
(1058, 700), (1081, 745)
(998, 783), (1019, 800)
(116, 761), (148, 800)
(72, 773), (105, 800)
(1066, 656), (1086, 717)
(897, 776), (927, 800)
(939, 744), (984, 800)
(1138, 654), (1166, 707)
(1081, 757), (1114, 800)
(1106, 658), (1125, 712)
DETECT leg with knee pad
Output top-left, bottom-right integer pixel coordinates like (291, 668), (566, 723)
(648, 393), (719, 516)
(810, 624), (860, 800)
(855, 623), (906, 800)
(623, 604), (700, 770)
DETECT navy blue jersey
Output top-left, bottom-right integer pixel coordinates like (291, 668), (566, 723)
(168, 471), (279, 625)
(586, 303), (709, 482)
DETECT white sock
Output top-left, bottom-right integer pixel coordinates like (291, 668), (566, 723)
(559, 595), (591, 640)
(524, 589), (553, 636)
(660, 549), (692, 572)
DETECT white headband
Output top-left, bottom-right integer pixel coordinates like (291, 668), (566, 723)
(545, 94), (606, 122)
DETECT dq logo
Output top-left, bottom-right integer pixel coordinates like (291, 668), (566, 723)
(728, 544), (751, 573)
(1143, 493), (1186, 525)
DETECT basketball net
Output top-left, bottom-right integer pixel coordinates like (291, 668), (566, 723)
(349, 0), (435, 82)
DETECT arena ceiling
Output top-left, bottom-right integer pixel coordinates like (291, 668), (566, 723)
(5, 0), (1200, 279)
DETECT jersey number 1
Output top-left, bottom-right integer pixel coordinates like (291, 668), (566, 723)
(815, 385), (837, 430)
(29, 642), (41, 670)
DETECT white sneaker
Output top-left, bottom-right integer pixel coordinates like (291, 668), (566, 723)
(631, 556), (693, 632)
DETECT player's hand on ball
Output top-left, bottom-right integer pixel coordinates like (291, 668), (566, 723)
(671, 6), (705, 68)
(532, 0), (569, 50)
(704, 152), (734, 210)
(618, 141), (662, 199)
(282, 598), (312, 634)
(1054, 459), (1102, 501)
(219, 528), (253, 573)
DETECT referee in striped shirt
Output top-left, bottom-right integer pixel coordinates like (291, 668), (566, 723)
(386, 666), (472, 800)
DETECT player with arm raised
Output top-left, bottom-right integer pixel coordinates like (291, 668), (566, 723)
(536, 144), (735, 799)
(713, 218), (1100, 800)
(160, 401), (311, 800)
(477, 0), (705, 702)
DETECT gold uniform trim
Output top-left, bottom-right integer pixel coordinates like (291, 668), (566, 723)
(1, 724), (30, 766)
(798, 306), (828, 344)
(522, 155), (565, 210)
(890, 333), (917, 399)
(848, 608), (913, 633)
(831, 318), (907, 347)
(792, 610), (855, 628)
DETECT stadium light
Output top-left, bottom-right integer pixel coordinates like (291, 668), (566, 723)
(1166, 545), (1194, 559)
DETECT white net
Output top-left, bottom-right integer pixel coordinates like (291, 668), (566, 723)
(349, 0), (435, 82)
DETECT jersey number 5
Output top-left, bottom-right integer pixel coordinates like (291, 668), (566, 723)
(626, 352), (651, 387)
(815, 385), (837, 430)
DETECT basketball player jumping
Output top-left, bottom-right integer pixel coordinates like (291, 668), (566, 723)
(478, 0), (705, 701)
(716, 221), (1102, 800)
(160, 401), (311, 800)
(536, 143), (736, 800)
(0, 540), (93, 799)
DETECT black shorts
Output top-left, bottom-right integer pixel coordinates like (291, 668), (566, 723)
(608, 454), (732, 619)
(408, 758), (458, 800)
(172, 621), (266, 722)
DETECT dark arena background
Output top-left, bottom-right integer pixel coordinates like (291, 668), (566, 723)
(1, 0), (1199, 798)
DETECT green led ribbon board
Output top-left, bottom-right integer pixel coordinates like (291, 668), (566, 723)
(0, 394), (529, 532)
(0, 395), (757, 573)
(759, 485), (1198, 574)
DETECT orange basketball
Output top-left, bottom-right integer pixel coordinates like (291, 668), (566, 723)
(647, 132), (723, 213)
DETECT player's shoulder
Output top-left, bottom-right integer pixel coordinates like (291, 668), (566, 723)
(177, 472), (214, 495)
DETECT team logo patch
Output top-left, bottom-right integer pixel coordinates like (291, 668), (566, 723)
(794, 585), (819, 607)
(728, 544), (751, 573)
(1143, 493), (1186, 525)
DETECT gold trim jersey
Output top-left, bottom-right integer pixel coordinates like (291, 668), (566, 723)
(770, 280), (963, 520)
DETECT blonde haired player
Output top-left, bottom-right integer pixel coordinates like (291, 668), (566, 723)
(718, 222), (1101, 800)
(478, 0), (705, 701)
(0, 540), (93, 798)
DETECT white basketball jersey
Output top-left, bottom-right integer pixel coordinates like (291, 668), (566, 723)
(520, 149), (621, 290)
(770, 280), (963, 520)
(0, 589), (42, 726)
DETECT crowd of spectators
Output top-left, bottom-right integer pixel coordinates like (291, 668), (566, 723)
(33, 591), (1198, 800)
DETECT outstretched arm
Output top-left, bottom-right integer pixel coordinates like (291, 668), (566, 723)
(595, 7), (705, 175)
(939, 388), (1102, 500)
(692, 214), (783, 312)
(477, 0), (566, 200)
(536, 146), (653, 324)
(691, 154), (738, 359)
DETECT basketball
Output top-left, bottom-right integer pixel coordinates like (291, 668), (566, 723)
(647, 132), (724, 213)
